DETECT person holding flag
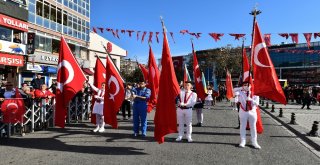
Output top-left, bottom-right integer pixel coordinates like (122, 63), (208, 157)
(132, 81), (151, 137)
(88, 82), (106, 133)
(176, 81), (197, 142)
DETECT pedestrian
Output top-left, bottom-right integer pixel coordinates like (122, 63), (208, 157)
(205, 86), (213, 108)
(176, 81), (197, 142)
(31, 74), (44, 90)
(301, 87), (311, 109)
(88, 82), (106, 133)
(49, 80), (57, 95)
(121, 83), (133, 120)
(132, 81), (151, 137)
(234, 82), (261, 149)
(194, 98), (204, 127)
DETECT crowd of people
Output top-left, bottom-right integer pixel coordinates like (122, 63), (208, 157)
(284, 85), (320, 109)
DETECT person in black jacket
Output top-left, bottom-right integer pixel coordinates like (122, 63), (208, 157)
(31, 74), (44, 90)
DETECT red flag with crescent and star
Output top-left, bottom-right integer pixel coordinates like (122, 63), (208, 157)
(55, 36), (87, 128)
(154, 28), (180, 144)
(1, 88), (26, 123)
(103, 55), (125, 129)
(147, 46), (160, 113)
(252, 21), (286, 105)
(192, 42), (206, 101)
(91, 57), (106, 124)
(138, 64), (149, 83)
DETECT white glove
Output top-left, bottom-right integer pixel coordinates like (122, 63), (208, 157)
(180, 102), (185, 106)
(94, 95), (98, 99)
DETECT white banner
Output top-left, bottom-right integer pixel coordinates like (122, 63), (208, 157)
(0, 40), (26, 55)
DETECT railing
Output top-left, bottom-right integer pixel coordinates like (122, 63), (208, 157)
(0, 94), (92, 138)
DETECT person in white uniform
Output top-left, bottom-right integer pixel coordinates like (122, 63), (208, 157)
(89, 82), (106, 133)
(234, 82), (261, 149)
(176, 81), (197, 142)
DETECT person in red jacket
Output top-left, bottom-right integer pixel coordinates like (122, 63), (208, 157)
(35, 84), (55, 102)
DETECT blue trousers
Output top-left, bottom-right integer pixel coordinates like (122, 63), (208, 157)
(133, 102), (147, 135)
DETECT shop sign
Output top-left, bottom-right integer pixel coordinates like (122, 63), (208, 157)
(0, 13), (28, 32)
(0, 53), (24, 66)
(28, 53), (59, 64)
(0, 40), (26, 55)
(26, 63), (43, 72)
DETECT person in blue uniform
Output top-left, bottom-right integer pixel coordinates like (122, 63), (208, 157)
(132, 81), (151, 137)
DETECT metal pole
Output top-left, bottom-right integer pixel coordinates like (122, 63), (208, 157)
(31, 99), (34, 132)
(75, 97), (78, 123)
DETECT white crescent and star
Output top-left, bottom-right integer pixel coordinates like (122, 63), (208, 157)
(108, 76), (120, 101)
(57, 60), (75, 92)
(243, 71), (249, 81)
(254, 42), (271, 68)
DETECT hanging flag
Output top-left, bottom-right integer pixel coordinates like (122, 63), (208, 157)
(115, 29), (120, 39)
(0, 88), (26, 124)
(141, 31), (147, 43)
(180, 30), (189, 35)
(314, 33), (320, 39)
(264, 34), (271, 46)
(289, 33), (298, 44)
(252, 21), (286, 105)
(278, 33), (289, 39)
(192, 41), (207, 100)
(148, 32), (153, 43)
(208, 33), (224, 42)
(91, 57), (106, 124)
(183, 64), (192, 84)
(154, 22), (180, 144)
(303, 33), (312, 48)
(97, 27), (104, 33)
(229, 34), (245, 40)
(225, 70), (234, 100)
(92, 27), (97, 33)
(170, 32), (175, 43)
(55, 36), (87, 128)
(126, 30), (134, 37)
(121, 29), (126, 34)
(242, 48), (251, 82)
(155, 32), (160, 43)
(138, 63), (149, 83)
(201, 72), (207, 94)
(137, 31), (141, 40)
(147, 46), (160, 113)
(103, 55), (125, 128)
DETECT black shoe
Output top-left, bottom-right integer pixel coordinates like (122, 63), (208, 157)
(198, 123), (202, 127)
(235, 126), (240, 129)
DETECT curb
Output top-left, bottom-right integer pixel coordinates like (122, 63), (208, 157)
(260, 106), (320, 151)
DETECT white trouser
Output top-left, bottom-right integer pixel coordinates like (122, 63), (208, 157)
(96, 114), (104, 127)
(177, 108), (192, 138)
(239, 108), (257, 144)
(195, 108), (203, 123)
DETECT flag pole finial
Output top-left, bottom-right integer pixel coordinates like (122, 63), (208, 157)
(160, 16), (166, 33)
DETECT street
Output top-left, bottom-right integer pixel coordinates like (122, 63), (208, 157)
(0, 101), (319, 165)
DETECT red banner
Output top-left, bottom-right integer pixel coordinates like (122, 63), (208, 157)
(0, 53), (24, 66)
(0, 14), (28, 32)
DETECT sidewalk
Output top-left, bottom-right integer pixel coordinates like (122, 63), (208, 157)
(260, 100), (320, 151)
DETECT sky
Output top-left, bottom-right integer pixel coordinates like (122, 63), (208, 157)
(90, 0), (320, 64)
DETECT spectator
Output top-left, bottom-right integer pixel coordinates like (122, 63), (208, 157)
(49, 80), (57, 95)
(13, 33), (21, 43)
(31, 74), (45, 90)
(34, 84), (55, 103)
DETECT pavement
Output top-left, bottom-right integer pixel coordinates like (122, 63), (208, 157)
(259, 100), (320, 152)
(0, 101), (319, 165)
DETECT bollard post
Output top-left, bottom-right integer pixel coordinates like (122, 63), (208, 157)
(265, 101), (269, 109)
(289, 113), (297, 125)
(271, 104), (275, 113)
(307, 121), (319, 137)
(279, 108), (283, 117)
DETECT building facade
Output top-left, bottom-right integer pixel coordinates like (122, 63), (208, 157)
(23, 0), (91, 87)
(0, 0), (28, 87)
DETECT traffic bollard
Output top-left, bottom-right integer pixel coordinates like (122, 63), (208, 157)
(289, 113), (297, 125)
(279, 108), (283, 117)
(271, 104), (275, 112)
(265, 101), (269, 109)
(307, 121), (319, 137)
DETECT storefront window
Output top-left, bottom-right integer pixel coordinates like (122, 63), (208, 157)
(13, 30), (25, 44)
(0, 26), (12, 42)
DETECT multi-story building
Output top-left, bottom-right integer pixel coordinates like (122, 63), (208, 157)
(21, 0), (91, 87)
(0, 0), (28, 87)
(120, 58), (138, 74)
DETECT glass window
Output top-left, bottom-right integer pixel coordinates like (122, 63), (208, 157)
(35, 35), (52, 53)
(0, 26), (12, 42)
(73, 30), (77, 38)
(57, 0), (62, 4)
(52, 39), (60, 54)
(36, 1), (43, 16)
(63, 26), (68, 34)
(51, 22), (56, 31)
(29, 3), (35, 14)
(68, 28), (72, 36)
(73, 3), (77, 11)
(64, 0), (68, 6)
(63, 11), (68, 26)
(29, 0), (36, 4)
(50, 5), (57, 22)
(78, 6), (82, 13)
(28, 13), (36, 24)
(44, 19), (50, 28)
(68, 1), (73, 9)
(57, 23), (62, 32)
(86, 10), (89, 17)
(57, 8), (62, 24)
(36, 15), (43, 26)
(82, 33), (85, 40)
(86, 3), (89, 10)
(73, 22), (77, 30)
(44, 2), (50, 19)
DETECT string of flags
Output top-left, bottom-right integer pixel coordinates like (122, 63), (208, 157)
(92, 27), (320, 47)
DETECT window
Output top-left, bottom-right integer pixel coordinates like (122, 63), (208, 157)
(29, 3), (36, 14)
(64, 0), (68, 6)
(51, 5), (57, 22)
(57, 8), (62, 24)
(35, 35), (52, 53)
(57, 0), (62, 4)
(63, 11), (68, 26)
(44, 2), (50, 19)
(52, 39), (60, 54)
(28, 13), (36, 23)
(36, 1), (43, 16)
(13, 30), (25, 44)
(0, 26), (12, 42)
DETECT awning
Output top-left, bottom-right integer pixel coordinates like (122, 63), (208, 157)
(82, 68), (94, 75)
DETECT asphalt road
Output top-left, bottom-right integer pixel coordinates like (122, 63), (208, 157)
(0, 101), (319, 165)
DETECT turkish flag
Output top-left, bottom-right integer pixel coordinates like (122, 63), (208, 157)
(242, 48), (251, 83)
(1, 88), (26, 124)
(252, 22), (286, 105)
(138, 64), (149, 83)
(154, 30), (180, 144)
(91, 57), (106, 124)
(225, 70), (234, 100)
(55, 36), (87, 128)
(147, 46), (160, 113)
(192, 42), (206, 101)
(103, 55), (125, 129)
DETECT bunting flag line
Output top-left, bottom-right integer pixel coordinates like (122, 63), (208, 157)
(170, 32), (175, 43)
(209, 33), (224, 42)
(148, 32), (154, 43)
(303, 33), (312, 48)
(229, 33), (246, 40)
(279, 33), (289, 39)
(264, 34), (271, 46)
(156, 32), (160, 43)
(289, 33), (298, 44)
(141, 31), (147, 43)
